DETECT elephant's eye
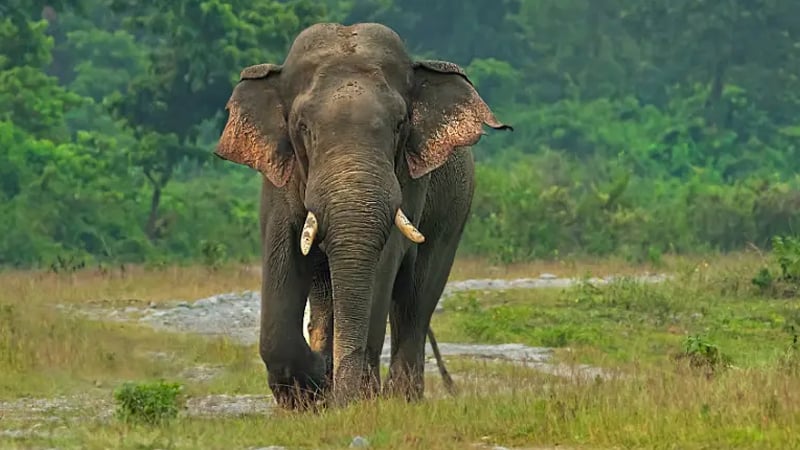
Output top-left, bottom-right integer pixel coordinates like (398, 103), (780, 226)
(298, 122), (309, 134)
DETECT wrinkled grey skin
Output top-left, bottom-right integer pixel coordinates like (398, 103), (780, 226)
(214, 22), (511, 409)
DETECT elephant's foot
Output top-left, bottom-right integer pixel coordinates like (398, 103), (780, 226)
(383, 362), (424, 402)
(384, 332), (426, 401)
(265, 353), (329, 411)
(268, 371), (329, 411)
(362, 366), (382, 399)
(269, 381), (325, 411)
(323, 360), (378, 408)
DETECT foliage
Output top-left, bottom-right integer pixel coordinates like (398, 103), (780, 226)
(751, 235), (800, 297)
(770, 236), (800, 282)
(677, 335), (732, 376)
(114, 380), (184, 425)
(2, 0), (800, 267)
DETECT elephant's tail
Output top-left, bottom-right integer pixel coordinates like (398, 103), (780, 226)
(427, 327), (457, 396)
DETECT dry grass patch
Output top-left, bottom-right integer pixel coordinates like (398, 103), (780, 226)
(0, 263), (260, 307)
(0, 264), (258, 399)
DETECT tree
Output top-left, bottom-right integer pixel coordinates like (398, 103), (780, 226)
(105, 0), (327, 242)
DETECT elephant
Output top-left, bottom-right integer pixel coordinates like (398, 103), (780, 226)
(214, 22), (511, 409)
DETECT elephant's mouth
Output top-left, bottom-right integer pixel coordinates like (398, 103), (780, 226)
(298, 208), (424, 256)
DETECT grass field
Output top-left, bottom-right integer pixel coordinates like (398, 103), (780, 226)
(2, 251), (800, 449)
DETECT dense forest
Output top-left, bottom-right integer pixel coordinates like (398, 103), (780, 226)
(2, 0), (800, 268)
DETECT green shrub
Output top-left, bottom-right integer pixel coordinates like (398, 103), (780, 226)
(772, 235), (800, 281)
(676, 335), (732, 376)
(114, 380), (184, 425)
(751, 235), (800, 296)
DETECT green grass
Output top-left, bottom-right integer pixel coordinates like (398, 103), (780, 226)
(3, 253), (800, 449)
(7, 364), (800, 449)
(433, 257), (800, 372)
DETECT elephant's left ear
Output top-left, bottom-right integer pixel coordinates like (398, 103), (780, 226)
(406, 60), (512, 179)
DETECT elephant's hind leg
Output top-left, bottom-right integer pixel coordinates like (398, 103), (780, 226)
(307, 253), (334, 392)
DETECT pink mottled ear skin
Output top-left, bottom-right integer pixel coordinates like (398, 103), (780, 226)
(215, 64), (294, 188)
(407, 60), (511, 179)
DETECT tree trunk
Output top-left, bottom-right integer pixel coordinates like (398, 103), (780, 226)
(705, 59), (727, 127)
(144, 172), (162, 241)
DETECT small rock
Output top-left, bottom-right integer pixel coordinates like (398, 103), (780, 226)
(124, 306), (139, 314)
(0, 430), (26, 438)
(176, 301), (190, 308)
(195, 296), (219, 307)
(539, 273), (557, 279)
(251, 447), (287, 450)
(350, 436), (370, 447)
(492, 447), (510, 450)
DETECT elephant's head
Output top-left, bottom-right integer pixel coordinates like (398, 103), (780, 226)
(214, 23), (509, 403)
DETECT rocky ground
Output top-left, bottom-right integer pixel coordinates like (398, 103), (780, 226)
(3, 272), (667, 448)
(81, 271), (668, 355)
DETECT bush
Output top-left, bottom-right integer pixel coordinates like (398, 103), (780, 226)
(675, 335), (732, 376)
(460, 147), (800, 263)
(114, 380), (184, 425)
(751, 235), (800, 297)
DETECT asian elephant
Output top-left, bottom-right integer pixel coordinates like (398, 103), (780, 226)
(214, 22), (511, 409)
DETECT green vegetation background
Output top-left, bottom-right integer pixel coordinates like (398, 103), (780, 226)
(3, 0), (800, 269)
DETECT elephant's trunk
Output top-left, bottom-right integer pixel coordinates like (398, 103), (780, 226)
(304, 157), (396, 403)
(326, 239), (379, 402)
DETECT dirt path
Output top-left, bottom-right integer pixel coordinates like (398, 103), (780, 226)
(77, 272), (667, 378)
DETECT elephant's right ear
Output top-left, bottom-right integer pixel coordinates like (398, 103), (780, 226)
(215, 63), (294, 187)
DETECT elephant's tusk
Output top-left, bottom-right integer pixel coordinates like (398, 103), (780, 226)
(395, 209), (425, 243)
(300, 211), (318, 256)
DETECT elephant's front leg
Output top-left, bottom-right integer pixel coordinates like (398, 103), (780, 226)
(387, 151), (475, 400)
(386, 210), (468, 400)
(260, 218), (326, 410)
(364, 233), (410, 396)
